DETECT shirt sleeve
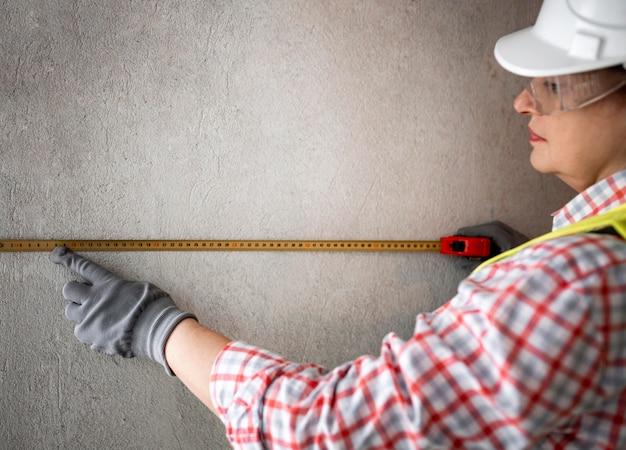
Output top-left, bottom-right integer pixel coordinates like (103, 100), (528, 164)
(210, 234), (626, 449)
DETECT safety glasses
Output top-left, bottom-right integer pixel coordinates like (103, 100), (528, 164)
(524, 67), (626, 115)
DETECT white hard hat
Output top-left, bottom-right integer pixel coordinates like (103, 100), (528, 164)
(495, 0), (626, 77)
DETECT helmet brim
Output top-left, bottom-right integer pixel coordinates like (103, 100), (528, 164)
(494, 27), (626, 77)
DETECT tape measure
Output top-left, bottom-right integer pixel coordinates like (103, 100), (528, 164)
(0, 237), (490, 257)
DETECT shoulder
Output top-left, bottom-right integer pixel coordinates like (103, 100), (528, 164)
(475, 233), (626, 284)
(512, 233), (626, 279)
(455, 233), (626, 318)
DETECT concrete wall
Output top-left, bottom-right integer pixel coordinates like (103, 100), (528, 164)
(1, 1), (573, 448)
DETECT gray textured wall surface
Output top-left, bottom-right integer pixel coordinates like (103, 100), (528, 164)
(1, 1), (574, 448)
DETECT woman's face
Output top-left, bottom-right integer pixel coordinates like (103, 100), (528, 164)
(514, 80), (626, 192)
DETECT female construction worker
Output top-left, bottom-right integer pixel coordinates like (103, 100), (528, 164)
(51, 0), (626, 447)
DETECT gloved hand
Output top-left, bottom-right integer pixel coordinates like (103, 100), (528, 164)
(455, 221), (529, 271)
(50, 246), (196, 375)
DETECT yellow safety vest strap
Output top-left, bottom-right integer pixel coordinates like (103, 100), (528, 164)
(474, 203), (626, 272)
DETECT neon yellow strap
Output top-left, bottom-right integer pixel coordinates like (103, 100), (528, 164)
(474, 203), (626, 272)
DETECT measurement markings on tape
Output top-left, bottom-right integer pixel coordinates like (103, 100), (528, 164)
(0, 239), (443, 253)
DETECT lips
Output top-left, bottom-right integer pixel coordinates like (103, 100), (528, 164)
(528, 126), (546, 143)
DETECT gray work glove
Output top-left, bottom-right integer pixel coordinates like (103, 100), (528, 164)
(455, 221), (529, 271)
(50, 246), (196, 375)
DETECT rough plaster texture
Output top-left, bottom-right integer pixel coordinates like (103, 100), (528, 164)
(1, 1), (574, 448)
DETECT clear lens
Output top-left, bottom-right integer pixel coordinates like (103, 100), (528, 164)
(525, 67), (626, 115)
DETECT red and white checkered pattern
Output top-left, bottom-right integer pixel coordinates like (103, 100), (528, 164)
(211, 170), (626, 449)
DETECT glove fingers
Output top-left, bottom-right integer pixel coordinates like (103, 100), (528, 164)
(457, 221), (505, 237)
(455, 226), (482, 237)
(62, 281), (92, 305)
(50, 246), (114, 285)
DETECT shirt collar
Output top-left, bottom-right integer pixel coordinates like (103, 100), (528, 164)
(552, 169), (626, 231)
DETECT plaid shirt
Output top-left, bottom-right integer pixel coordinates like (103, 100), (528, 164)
(211, 170), (626, 449)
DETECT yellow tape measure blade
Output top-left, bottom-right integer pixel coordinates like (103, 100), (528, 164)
(0, 239), (442, 253)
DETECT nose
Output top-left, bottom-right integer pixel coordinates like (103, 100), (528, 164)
(514, 89), (540, 115)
